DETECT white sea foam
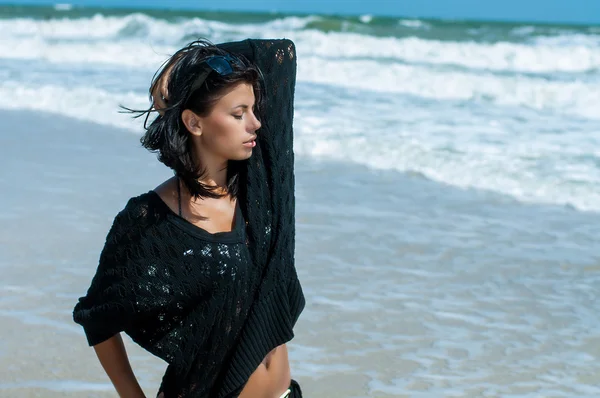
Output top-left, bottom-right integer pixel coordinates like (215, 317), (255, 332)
(294, 102), (600, 212)
(0, 81), (148, 132)
(0, 39), (598, 119)
(3, 79), (597, 212)
(54, 3), (73, 11)
(291, 31), (600, 73)
(1, 14), (599, 212)
(398, 19), (430, 29)
(359, 14), (373, 24)
(295, 80), (600, 210)
(298, 56), (600, 120)
(2, 16), (599, 74)
(0, 38), (173, 68)
(0, 14), (314, 41)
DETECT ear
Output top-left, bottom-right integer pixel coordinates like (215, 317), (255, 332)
(182, 109), (203, 136)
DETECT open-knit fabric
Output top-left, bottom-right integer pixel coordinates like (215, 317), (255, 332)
(73, 39), (305, 398)
(74, 192), (258, 397)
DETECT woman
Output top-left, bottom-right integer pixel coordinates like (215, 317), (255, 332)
(73, 38), (305, 398)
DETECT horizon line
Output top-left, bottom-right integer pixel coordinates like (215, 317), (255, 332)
(0, 1), (599, 27)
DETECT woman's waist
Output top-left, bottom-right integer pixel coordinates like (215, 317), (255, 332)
(238, 344), (291, 398)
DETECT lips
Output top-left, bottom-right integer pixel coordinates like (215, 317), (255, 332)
(243, 136), (257, 144)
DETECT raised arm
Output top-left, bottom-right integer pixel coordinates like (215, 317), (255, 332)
(219, 39), (298, 273)
(212, 39), (303, 398)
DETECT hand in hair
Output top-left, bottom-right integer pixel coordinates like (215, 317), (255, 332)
(151, 63), (173, 116)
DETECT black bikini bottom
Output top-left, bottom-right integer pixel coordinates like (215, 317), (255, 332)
(157, 378), (303, 397)
(289, 379), (303, 397)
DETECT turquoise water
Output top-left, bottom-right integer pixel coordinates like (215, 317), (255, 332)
(1, 4), (598, 41)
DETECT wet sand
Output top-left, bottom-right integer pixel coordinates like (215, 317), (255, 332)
(1, 110), (599, 397)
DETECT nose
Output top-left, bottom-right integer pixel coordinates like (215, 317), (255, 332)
(250, 112), (261, 131)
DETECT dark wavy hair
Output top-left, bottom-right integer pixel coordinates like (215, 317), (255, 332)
(125, 39), (263, 199)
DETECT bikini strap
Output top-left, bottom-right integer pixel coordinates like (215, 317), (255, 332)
(177, 177), (182, 217)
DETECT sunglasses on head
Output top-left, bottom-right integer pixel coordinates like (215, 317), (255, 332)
(189, 54), (242, 94)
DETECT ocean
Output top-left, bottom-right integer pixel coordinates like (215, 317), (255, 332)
(0, 4), (599, 397)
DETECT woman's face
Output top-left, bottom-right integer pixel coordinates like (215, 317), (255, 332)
(190, 82), (261, 164)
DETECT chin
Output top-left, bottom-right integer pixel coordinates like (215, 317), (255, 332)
(233, 151), (253, 161)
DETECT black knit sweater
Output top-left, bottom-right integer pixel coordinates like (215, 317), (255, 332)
(73, 39), (305, 398)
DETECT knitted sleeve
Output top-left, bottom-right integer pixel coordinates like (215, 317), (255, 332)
(215, 39), (304, 397)
(218, 39), (297, 282)
(73, 200), (148, 346)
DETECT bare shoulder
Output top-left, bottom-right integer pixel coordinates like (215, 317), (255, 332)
(153, 176), (179, 214)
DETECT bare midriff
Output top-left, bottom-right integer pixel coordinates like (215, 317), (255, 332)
(238, 344), (291, 398)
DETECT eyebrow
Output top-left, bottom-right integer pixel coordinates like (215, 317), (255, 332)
(231, 102), (256, 110)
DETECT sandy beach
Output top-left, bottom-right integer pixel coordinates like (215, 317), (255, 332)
(1, 109), (599, 397)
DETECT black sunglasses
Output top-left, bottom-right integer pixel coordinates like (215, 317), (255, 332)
(189, 54), (242, 94)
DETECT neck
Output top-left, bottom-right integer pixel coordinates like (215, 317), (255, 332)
(193, 153), (229, 193)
